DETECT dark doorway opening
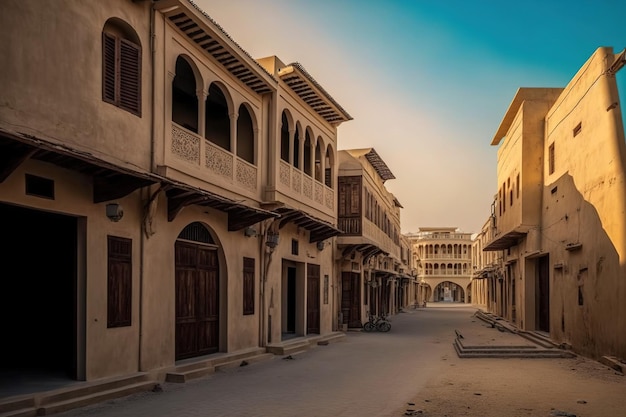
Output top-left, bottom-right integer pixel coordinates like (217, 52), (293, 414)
(286, 267), (296, 334)
(537, 255), (550, 332)
(0, 202), (78, 395)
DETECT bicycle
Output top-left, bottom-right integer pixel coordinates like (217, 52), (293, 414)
(363, 312), (391, 332)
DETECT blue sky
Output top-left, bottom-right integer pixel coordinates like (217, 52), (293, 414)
(196, 0), (626, 233)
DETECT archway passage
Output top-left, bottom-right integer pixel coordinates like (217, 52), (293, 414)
(0, 203), (78, 381)
(433, 281), (465, 302)
(175, 223), (219, 360)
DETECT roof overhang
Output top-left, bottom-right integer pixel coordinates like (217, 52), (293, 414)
(156, 0), (276, 95)
(0, 128), (158, 203)
(339, 243), (389, 265)
(364, 148), (395, 181)
(278, 63), (352, 125)
(272, 206), (342, 243)
(165, 183), (278, 230)
(483, 229), (527, 251)
(491, 88), (564, 146)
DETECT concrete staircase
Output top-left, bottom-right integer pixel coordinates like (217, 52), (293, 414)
(0, 373), (157, 417)
(453, 310), (576, 359)
(453, 336), (575, 358)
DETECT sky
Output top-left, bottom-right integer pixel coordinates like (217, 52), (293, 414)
(195, 0), (626, 234)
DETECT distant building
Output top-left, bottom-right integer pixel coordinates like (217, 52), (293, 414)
(335, 148), (413, 328)
(406, 227), (473, 303)
(478, 46), (626, 361)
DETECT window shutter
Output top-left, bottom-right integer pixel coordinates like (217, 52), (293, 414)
(119, 38), (141, 116)
(243, 257), (255, 315)
(102, 32), (117, 103)
(107, 236), (132, 328)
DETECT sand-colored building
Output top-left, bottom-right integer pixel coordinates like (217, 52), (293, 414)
(335, 148), (413, 328)
(406, 228), (473, 303)
(0, 0), (352, 405)
(479, 46), (626, 360)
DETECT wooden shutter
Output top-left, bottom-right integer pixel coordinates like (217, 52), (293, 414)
(119, 38), (141, 115)
(102, 32), (117, 103)
(243, 257), (255, 315)
(107, 236), (132, 328)
(102, 32), (141, 116)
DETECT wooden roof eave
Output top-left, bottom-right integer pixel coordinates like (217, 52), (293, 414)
(156, 0), (277, 95)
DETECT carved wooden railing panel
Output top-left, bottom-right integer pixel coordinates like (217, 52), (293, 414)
(171, 124), (200, 164)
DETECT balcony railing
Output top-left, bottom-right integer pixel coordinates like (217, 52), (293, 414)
(171, 123), (257, 192)
(278, 159), (334, 211)
(419, 254), (471, 260)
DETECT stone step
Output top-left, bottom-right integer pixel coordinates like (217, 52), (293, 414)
(214, 353), (275, 371)
(166, 347), (269, 383)
(0, 377), (158, 417)
(38, 381), (158, 416)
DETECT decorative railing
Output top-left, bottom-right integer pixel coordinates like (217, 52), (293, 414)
(171, 123), (257, 192)
(278, 162), (334, 212)
(171, 123), (200, 164)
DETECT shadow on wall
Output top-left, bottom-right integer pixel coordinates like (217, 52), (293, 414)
(545, 172), (625, 360)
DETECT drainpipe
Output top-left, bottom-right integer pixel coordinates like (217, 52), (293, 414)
(138, 1), (157, 373)
(259, 219), (276, 347)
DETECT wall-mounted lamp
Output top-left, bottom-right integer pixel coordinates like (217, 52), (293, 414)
(244, 226), (258, 238)
(265, 231), (279, 249)
(105, 203), (124, 222)
(316, 241), (326, 251)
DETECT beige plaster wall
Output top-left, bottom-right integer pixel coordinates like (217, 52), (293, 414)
(0, 0), (153, 172)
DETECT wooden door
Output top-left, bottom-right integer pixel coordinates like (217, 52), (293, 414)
(175, 241), (219, 359)
(341, 272), (361, 328)
(307, 264), (320, 334)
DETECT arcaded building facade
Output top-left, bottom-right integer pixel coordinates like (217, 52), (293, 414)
(0, 0), (351, 393)
(480, 47), (626, 360)
(406, 227), (473, 303)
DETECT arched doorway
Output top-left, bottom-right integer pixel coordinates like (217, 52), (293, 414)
(175, 222), (219, 360)
(433, 281), (465, 302)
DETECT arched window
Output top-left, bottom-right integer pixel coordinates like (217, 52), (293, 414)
(206, 83), (230, 151)
(280, 112), (290, 162)
(172, 56), (198, 132)
(237, 104), (254, 164)
(178, 222), (215, 245)
(102, 18), (141, 116)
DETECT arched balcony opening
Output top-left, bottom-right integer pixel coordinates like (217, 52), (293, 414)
(205, 83), (230, 151)
(324, 145), (333, 188)
(236, 104), (254, 164)
(303, 130), (312, 176)
(293, 127), (300, 169)
(280, 112), (290, 162)
(314, 139), (322, 182)
(172, 56), (198, 133)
